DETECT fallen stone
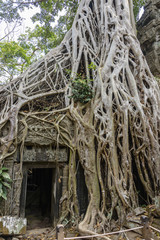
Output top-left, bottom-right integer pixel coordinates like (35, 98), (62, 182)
(0, 216), (27, 235)
(134, 207), (146, 216)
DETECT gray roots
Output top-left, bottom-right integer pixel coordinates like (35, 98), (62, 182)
(0, 0), (160, 234)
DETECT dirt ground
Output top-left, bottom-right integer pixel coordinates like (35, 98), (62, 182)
(20, 227), (159, 240)
(0, 226), (157, 240)
(0, 217), (160, 240)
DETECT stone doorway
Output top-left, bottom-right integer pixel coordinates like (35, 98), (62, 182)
(26, 168), (52, 229)
(20, 164), (62, 229)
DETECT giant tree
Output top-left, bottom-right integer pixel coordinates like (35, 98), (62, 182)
(0, 0), (145, 82)
(0, 0), (159, 234)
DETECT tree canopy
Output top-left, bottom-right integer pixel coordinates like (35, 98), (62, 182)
(0, 0), (146, 83)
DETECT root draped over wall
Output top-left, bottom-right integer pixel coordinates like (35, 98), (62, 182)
(0, 0), (160, 233)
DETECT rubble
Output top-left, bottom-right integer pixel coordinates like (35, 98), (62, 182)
(0, 216), (27, 235)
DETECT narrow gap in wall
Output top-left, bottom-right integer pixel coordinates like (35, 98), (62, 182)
(131, 152), (148, 206)
(76, 152), (88, 217)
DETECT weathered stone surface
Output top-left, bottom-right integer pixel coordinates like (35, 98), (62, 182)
(134, 207), (146, 216)
(23, 145), (68, 162)
(137, 0), (160, 77)
(0, 216), (27, 235)
(17, 116), (74, 146)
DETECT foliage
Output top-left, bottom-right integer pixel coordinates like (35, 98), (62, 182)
(69, 63), (96, 103)
(0, 0), (78, 82)
(19, 25), (58, 54)
(0, 0), (78, 46)
(0, 167), (12, 201)
(155, 76), (160, 87)
(0, 41), (32, 81)
(0, 0), (145, 48)
(133, 0), (146, 20)
(0, 40), (36, 81)
(0, 0), (22, 23)
(0, 0), (145, 36)
(0, 0), (146, 82)
(0, 24), (60, 82)
(70, 75), (93, 104)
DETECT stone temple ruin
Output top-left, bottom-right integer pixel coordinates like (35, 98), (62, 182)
(137, 0), (160, 77)
(0, 113), (88, 228)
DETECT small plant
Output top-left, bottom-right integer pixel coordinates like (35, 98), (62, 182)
(0, 167), (12, 201)
(155, 76), (160, 87)
(70, 74), (94, 104)
(88, 62), (96, 70)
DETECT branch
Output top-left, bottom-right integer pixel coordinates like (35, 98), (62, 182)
(12, 0), (46, 5)
(0, 22), (18, 41)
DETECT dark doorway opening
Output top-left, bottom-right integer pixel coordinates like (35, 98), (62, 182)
(76, 160), (88, 216)
(132, 156), (148, 206)
(25, 168), (52, 229)
(20, 165), (63, 229)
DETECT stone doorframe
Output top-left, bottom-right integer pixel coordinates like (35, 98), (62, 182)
(19, 162), (64, 226)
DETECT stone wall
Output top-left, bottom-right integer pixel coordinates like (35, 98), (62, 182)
(23, 145), (68, 162)
(137, 0), (160, 77)
(0, 109), (73, 217)
(1, 119), (70, 218)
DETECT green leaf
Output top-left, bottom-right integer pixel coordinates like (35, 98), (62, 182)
(1, 172), (11, 180)
(0, 167), (8, 174)
(1, 192), (7, 200)
(133, 0), (146, 20)
(1, 167), (8, 171)
(2, 182), (11, 189)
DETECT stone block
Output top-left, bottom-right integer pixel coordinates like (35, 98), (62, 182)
(137, 0), (160, 76)
(23, 145), (68, 162)
(0, 216), (27, 235)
